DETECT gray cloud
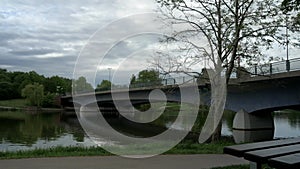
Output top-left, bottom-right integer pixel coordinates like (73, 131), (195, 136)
(9, 48), (58, 56)
(0, 0), (157, 83)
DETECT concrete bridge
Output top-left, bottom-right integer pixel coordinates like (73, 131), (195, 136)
(61, 58), (300, 142)
(62, 70), (300, 113)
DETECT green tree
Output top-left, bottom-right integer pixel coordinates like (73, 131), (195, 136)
(130, 74), (136, 85)
(96, 80), (112, 91)
(0, 82), (14, 100)
(131, 69), (162, 87)
(42, 92), (57, 108)
(73, 76), (94, 93)
(21, 83), (44, 107)
(44, 76), (71, 94)
(0, 69), (72, 99)
(0, 69), (15, 100)
(12, 72), (33, 96)
(28, 71), (44, 84)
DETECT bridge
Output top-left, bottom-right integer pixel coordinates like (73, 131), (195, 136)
(61, 58), (300, 142)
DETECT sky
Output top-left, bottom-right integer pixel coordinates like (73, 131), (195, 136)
(0, 0), (159, 85)
(1, 0), (300, 86)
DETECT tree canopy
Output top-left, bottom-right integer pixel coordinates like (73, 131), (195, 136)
(0, 69), (72, 100)
(130, 69), (162, 87)
(73, 76), (94, 93)
(21, 83), (44, 107)
(156, 0), (291, 82)
(96, 80), (113, 91)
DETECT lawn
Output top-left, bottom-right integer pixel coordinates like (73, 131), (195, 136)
(0, 139), (236, 159)
(0, 99), (27, 108)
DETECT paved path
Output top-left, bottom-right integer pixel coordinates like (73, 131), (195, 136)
(0, 154), (248, 169)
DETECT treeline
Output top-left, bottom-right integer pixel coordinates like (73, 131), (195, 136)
(0, 68), (163, 105)
(95, 69), (162, 91)
(0, 69), (72, 101)
(129, 69), (162, 88)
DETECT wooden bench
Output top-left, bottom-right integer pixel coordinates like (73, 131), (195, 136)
(223, 137), (300, 169)
(268, 153), (300, 169)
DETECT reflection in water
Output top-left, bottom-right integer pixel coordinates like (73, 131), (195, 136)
(0, 111), (95, 152)
(274, 110), (300, 138)
(232, 130), (274, 143)
(223, 110), (300, 142)
(0, 109), (300, 151)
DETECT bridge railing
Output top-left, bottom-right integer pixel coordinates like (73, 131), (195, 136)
(162, 76), (197, 86)
(94, 58), (300, 93)
(245, 57), (300, 76)
(124, 76), (197, 89)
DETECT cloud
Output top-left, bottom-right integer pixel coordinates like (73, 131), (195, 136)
(0, 0), (157, 84)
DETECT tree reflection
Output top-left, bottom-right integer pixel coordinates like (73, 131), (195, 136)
(0, 111), (85, 146)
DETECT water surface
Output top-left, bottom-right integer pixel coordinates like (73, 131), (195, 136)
(0, 109), (299, 152)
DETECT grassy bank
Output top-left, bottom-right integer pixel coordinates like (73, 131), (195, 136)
(0, 99), (62, 111)
(165, 139), (234, 154)
(0, 147), (111, 159)
(212, 165), (249, 169)
(212, 164), (274, 169)
(0, 139), (235, 159)
(0, 99), (27, 108)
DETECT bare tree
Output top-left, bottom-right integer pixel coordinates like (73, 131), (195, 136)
(153, 0), (291, 142)
(156, 0), (286, 82)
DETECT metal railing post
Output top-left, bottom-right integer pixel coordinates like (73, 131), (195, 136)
(270, 63), (272, 75)
(286, 60), (290, 72)
(254, 64), (258, 75)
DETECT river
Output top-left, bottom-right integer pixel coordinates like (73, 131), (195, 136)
(0, 109), (299, 152)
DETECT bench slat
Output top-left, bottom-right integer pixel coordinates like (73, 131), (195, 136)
(244, 144), (300, 163)
(223, 137), (300, 157)
(268, 153), (300, 169)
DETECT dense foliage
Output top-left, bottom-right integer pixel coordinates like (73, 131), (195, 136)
(73, 76), (94, 93)
(130, 69), (162, 88)
(21, 83), (44, 107)
(96, 80), (113, 91)
(0, 68), (72, 100)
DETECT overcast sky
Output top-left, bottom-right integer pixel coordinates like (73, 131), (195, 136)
(1, 0), (300, 85)
(0, 0), (159, 85)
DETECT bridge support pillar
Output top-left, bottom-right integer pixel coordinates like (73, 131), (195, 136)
(232, 109), (274, 143)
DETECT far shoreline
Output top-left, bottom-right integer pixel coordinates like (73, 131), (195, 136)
(0, 99), (64, 113)
(0, 105), (63, 112)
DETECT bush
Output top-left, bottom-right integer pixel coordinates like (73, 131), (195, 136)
(42, 93), (59, 108)
(21, 83), (44, 107)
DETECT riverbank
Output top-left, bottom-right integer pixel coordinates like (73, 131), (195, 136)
(0, 99), (26, 109)
(0, 139), (235, 159)
(0, 134), (251, 168)
(0, 147), (273, 169)
(0, 99), (63, 112)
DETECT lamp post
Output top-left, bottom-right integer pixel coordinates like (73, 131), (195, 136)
(286, 14), (290, 72)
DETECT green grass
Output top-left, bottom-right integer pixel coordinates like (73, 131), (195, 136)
(0, 146), (112, 159)
(212, 165), (274, 169)
(165, 139), (235, 154)
(0, 139), (235, 159)
(0, 99), (27, 108)
(212, 165), (249, 169)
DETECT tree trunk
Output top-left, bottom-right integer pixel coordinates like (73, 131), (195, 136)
(211, 121), (222, 142)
